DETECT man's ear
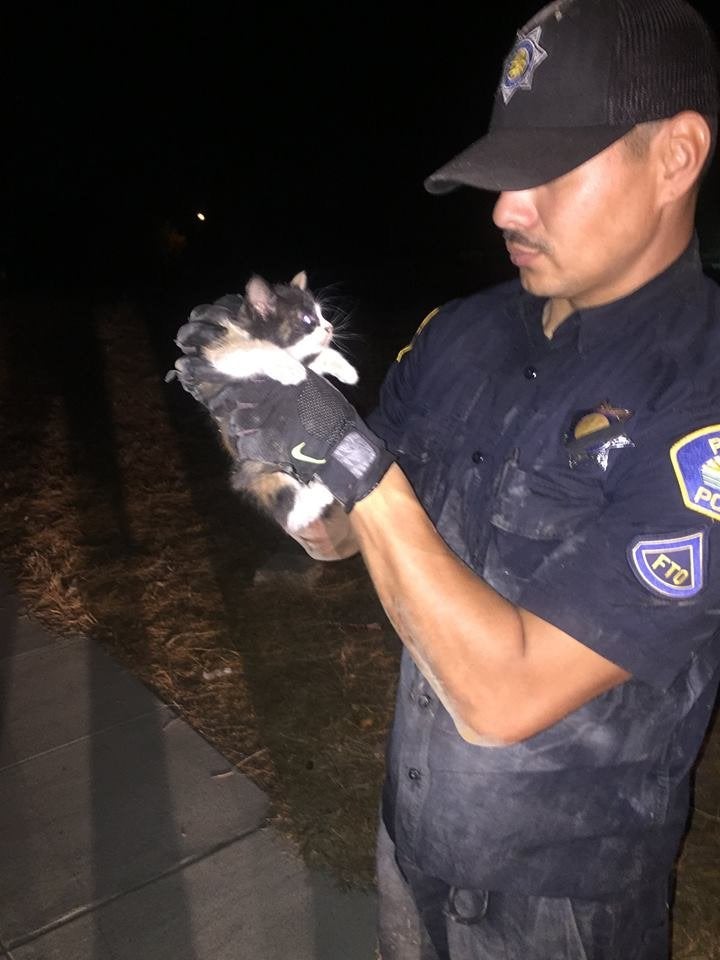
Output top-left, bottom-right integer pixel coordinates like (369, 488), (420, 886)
(657, 111), (713, 202)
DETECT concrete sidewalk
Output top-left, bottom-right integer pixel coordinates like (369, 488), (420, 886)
(0, 577), (377, 959)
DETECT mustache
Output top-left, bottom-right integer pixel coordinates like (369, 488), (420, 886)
(503, 230), (551, 255)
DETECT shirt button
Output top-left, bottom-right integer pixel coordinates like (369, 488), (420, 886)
(524, 365), (538, 380)
(471, 450), (485, 464)
(418, 694), (432, 708)
(408, 767), (422, 781)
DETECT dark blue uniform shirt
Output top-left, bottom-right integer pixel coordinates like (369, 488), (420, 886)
(367, 241), (720, 899)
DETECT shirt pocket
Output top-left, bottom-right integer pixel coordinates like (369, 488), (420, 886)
(481, 457), (606, 600)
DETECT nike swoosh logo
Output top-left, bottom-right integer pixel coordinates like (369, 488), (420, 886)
(291, 443), (327, 465)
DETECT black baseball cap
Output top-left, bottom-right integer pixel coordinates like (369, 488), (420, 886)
(425, 0), (720, 194)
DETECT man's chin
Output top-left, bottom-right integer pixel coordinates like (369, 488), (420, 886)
(518, 269), (551, 297)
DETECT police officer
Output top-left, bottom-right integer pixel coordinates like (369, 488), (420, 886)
(174, 0), (720, 956)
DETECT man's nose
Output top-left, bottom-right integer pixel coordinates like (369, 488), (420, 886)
(492, 190), (539, 232)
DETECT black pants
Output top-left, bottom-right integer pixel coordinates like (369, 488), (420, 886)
(376, 821), (671, 959)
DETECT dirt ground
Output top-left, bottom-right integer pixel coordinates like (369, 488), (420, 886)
(0, 285), (718, 957)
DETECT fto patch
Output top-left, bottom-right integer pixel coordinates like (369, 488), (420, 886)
(628, 532), (706, 600)
(500, 26), (548, 104)
(670, 425), (720, 522)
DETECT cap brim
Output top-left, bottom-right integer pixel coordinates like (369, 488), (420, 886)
(424, 125), (635, 193)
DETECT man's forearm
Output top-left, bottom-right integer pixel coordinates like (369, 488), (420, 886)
(349, 465), (528, 743)
(349, 464), (629, 744)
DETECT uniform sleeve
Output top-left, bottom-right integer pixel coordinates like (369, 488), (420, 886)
(366, 300), (462, 452)
(517, 417), (720, 689)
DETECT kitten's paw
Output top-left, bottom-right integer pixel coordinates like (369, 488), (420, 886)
(309, 349), (359, 385)
(285, 482), (335, 533)
(336, 364), (359, 385)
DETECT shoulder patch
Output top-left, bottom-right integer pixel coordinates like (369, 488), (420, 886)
(627, 532), (706, 600)
(670, 425), (720, 522)
(396, 308), (440, 363)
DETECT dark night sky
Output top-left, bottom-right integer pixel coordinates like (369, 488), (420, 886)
(4, 2), (720, 293)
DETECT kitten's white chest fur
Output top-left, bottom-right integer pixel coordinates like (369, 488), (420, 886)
(210, 337), (358, 387)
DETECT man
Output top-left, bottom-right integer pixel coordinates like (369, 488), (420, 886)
(174, 0), (720, 956)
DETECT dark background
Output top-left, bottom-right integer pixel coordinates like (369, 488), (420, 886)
(3, 2), (720, 303)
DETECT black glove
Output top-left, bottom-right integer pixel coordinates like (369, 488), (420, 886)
(169, 319), (394, 510)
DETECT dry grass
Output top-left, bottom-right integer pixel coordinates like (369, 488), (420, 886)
(0, 294), (398, 886)
(0, 293), (718, 953)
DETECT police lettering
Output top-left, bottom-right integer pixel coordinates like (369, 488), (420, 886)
(710, 437), (720, 455)
(650, 553), (690, 586)
(694, 486), (720, 513)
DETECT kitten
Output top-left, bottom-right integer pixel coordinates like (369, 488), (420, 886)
(183, 271), (358, 533)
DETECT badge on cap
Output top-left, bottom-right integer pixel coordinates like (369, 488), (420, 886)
(628, 532), (706, 600)
(670, 425), (720, 522)
(501, 27), (548, 105)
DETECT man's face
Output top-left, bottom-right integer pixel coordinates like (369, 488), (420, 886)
(492, 135), (663, 309)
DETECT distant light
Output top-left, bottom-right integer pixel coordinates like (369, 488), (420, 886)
(196, 211), (206, 222)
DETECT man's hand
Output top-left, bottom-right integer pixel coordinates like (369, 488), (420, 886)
(171, 332), (394, 512)
(286, 503), (361, 561)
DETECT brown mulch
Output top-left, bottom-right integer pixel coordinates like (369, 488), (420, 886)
(0, 293), (718, 954)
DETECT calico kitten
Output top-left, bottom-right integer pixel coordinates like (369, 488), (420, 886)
(189, 271), (358, 533)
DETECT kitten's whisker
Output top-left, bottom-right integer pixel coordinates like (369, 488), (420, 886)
(331, 324), (353, 341)
(329, 315), (360, 335)
(331, 331), (362, 346)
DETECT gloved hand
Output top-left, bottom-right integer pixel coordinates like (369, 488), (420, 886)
(170, 334), (394, 511)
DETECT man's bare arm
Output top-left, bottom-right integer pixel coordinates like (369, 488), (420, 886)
(349, 464), (630, 745)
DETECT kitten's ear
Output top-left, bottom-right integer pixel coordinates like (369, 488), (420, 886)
(245, 276), (276, 319)
(290, 270), (307, 291)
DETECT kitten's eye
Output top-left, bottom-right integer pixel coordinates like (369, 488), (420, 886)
(301, 314), (315, 326)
